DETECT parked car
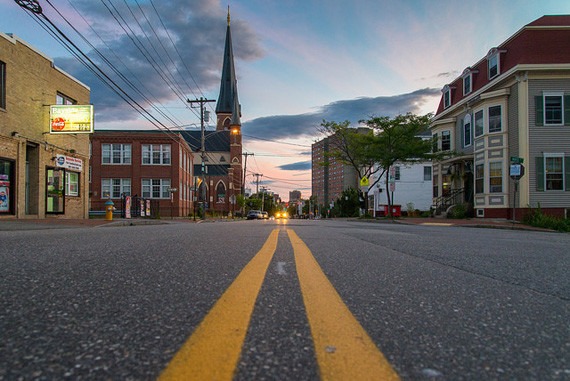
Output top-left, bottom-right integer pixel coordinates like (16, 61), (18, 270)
(247, 210), (262, 220)
(261, 211), (269, 219)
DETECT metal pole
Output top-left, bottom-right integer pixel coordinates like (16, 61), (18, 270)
(513, 180), (518, 224)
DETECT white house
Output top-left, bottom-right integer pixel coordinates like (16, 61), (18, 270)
(371, 162), (433, 215)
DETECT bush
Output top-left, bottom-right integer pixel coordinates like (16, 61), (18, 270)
(447, 203), (467, 219)
(523, 207), (570, 232)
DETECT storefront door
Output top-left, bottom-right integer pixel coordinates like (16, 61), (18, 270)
(46, 168), (65, 214)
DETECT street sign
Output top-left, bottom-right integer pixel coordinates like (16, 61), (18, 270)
(510, 156), (524, 164)
(360, 176), (369, 187)
(389, 182), (396, 192)
(510, 164), (525, 180)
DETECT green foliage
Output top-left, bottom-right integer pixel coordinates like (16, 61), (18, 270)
(447, 203), (467, 219)
(523, 207), (570, 232)
(334, 187), (360, 217)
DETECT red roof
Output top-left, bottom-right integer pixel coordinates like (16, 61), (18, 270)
(435, 15), (570, 116)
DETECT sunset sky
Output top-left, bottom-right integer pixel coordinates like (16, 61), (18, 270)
(2, 0), (570, 198)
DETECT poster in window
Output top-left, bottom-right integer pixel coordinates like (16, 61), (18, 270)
(125, 196), (131, 219)
(0, 186), (9, 212)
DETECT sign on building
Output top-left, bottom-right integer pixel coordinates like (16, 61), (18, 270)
(50, 105), (94, 134)
(55, 154), (83, 171)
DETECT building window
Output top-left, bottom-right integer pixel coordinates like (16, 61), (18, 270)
(443, 87), (451, 109)
(474, 109), (484, 137)
(475, 164), (484, 194)
(394, 166), (401, 181)
(432, 134), (438, 152)
(488, 52), (499, 79)
(544, 94), (563, 125)
(489, 162), (502, 193)
(142, 144), (171, 165)
(0, 61), (5, 110)
(463, 73), (472, 95)
(102, 144), (131, 164)
(102, 178), (131, 199)
(488, 105), (502, 133)
(142, 178), (171, 198)
(216, 182), (226, 203)
(545, 156), (564, 190)
(56, 92), (76, 105)
(66, 172), (79, 197)
(441, 130), (451, 151)
(463, 114), (472, 147)
(424, 166), (432, 181)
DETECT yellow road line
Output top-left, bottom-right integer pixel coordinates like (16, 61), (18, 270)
(159, 229), (279, 381)
(287, 230), (400, 381)
(420, 222), (452, 226)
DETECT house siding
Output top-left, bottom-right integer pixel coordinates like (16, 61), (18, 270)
(528, 78), (570, 208)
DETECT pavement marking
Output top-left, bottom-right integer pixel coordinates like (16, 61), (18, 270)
(276, 261), (288, 275)
(159, 229), (279, 381)
(287, 230), (400, 381)
(420, 222), (453, 226)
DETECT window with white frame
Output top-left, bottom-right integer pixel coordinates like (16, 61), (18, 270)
(488, 105), (502, 133)
(487, 51), (499, 79)
(489, 162), (502, 193)
(544, 94), (563, 125)
(102, 144), (131, 164)
(66, 172), (79, 197)
(463, 73), (472, 95)
(443, 86), (451, 109)
(424, 166), (432, 181)
(432, 134), (438, 152)
(102, 178), (131, 199)
(474, 109), (484, 137)
(142, 178), (171, 198)
(545, 155), (564, 190)
(142, 144), (171, 165)
(56, 92), (76, 105)
(441, 130), (451, 151)
(463, 114), (472, 147)
(394, 166), (401, 181)
(475, 164), (484, 194)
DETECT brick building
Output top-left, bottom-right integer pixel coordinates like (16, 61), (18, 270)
(431, 15), (570, 220)
(89, 131), (194, 217)
(0, 32), (91, 219)
(311, 134), (359, 207)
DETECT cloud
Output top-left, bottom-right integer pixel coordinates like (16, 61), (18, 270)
(278, 161), (311, 171)
(51, 0), (263, 123)
(242, 88), (440, 140)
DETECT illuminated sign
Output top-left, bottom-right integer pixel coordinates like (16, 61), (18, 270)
(49, 105), (93, 134)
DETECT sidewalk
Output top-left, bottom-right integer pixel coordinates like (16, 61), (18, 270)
(394, 217), (554, 232)
(0, 217), (195, 231)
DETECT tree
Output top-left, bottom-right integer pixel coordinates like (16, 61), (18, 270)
(321, 113), (447, 218)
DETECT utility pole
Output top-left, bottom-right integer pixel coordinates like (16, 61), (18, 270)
(188, 97), (215, 220)
(242, 153), (254, 216)
(253, 173), (263, 196)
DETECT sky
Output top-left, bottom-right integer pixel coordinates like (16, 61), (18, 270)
(2, 0), (570, 199)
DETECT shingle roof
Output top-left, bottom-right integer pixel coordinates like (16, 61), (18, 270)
(180, 130), (230, 152)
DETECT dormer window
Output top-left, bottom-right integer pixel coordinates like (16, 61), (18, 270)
(486, 48), (505, 80)
(461, 67), (478, 96)
(442, 85), (452, 109)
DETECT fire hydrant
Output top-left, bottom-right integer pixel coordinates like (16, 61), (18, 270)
(105, 200), (114, 221)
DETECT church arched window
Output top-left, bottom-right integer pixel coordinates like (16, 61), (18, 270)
(216, 181), (226, 203)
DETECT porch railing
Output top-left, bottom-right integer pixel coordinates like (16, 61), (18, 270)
(432, 188), (465, 216)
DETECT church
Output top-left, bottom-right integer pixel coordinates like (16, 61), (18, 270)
(180, 11), (243, 216)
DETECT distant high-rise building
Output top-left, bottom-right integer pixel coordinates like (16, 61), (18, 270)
(311, 133), (361, 206)
(289, 190), (301, 202)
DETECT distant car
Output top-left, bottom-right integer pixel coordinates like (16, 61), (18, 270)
(262, 211), (269, 219)
(275, 211), (288, 219)
(247, 210), (262, 220)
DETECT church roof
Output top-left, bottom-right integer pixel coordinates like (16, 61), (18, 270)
(180, 130), (230, 152)
(215, 20), (239, 115)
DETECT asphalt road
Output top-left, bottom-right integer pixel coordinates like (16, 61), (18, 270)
(0, 219), (568, 380)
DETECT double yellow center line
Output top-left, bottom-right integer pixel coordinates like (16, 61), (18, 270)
(159, 229), (399, 381)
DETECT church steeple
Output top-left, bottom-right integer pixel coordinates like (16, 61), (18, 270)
(216, 7), (240, 129)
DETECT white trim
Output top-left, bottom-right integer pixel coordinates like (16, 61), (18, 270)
(543, 153), (565, 191)
(542, 92), (565, 126)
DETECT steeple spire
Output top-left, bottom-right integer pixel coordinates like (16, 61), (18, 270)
(216, 8), (240, 124)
